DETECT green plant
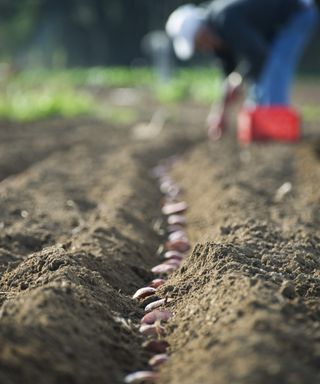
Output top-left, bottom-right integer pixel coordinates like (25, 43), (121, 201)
(301, 105), (320, 123)
(0, 84), (95, 122)
(0, 67), (223, 122)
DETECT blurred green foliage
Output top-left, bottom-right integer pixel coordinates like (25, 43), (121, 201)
(101, 107), (140, 126)
(156, 69), (221, 103)
(0, 84), (95, 122)
(301, 105), (320, 123)
(0, 67), (318, 123)
(0, 67), (222, 122)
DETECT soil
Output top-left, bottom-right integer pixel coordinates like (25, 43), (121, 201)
(0, 82), (319, 384)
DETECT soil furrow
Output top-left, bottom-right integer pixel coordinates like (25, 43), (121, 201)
(0, 136), (165, 383)
(157, 139), (320, 384)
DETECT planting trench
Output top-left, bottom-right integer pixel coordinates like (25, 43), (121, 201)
(156, 139), (320, 384)
(0, 84), (319, 384)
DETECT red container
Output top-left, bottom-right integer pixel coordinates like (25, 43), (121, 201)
(237, 106), (300, 144)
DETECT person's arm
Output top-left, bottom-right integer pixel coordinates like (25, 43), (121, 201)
(207, 72), (243, 140)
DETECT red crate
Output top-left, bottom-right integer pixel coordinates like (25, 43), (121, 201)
(237, 106), (300, 144)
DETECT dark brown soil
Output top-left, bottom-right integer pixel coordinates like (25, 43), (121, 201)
(158, 138), (320, 384)
(0, 82), (319, 384)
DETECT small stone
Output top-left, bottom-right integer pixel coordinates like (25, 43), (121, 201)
(20, 281), (28, 290)
(48, 259), (65, 271)
(162, 285), (174, 293)
(280, 281), (296, 299)
(61, 281), (72, 294)
(21, 210), (29, 218)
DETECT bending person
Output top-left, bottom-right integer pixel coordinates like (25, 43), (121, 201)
(166, 0), (319, 140)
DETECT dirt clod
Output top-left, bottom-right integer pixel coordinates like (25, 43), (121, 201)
(280, 281), (297, 299)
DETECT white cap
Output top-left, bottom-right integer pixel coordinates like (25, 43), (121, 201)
(166, 4), (206, 60)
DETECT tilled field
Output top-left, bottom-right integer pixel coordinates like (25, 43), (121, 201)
(0, 85), (319, 384)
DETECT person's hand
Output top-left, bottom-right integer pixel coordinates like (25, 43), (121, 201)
(206, 73), (242, 141)
(225, 83), (241, 104)
(207, 113), (225, 141)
